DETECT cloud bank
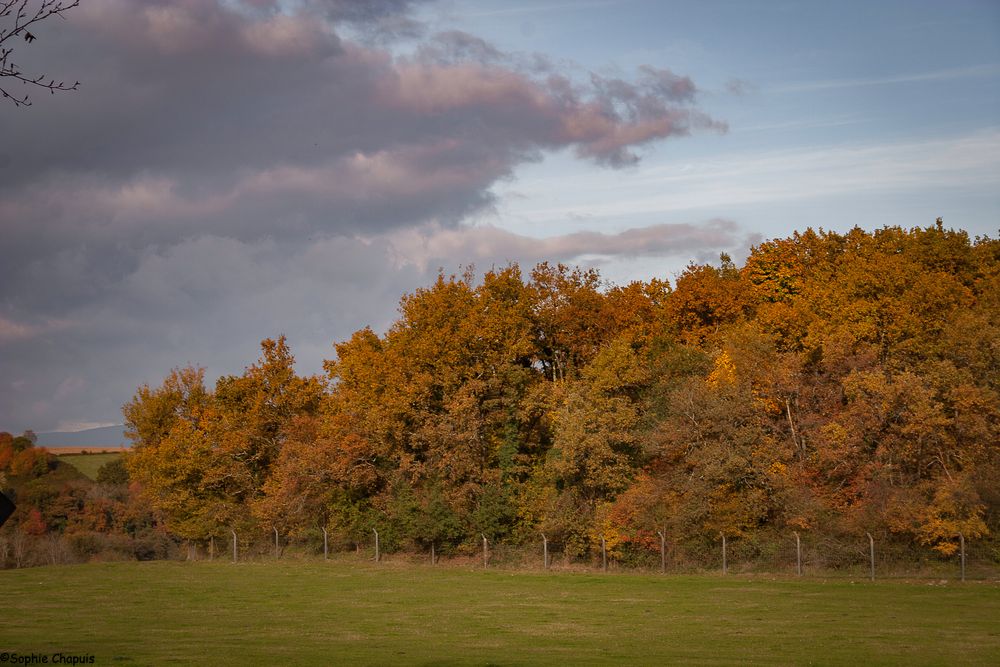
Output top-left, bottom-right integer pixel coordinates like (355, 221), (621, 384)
(0, 0), (732, 432)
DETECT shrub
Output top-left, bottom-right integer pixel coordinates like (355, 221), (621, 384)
(96, 457), (129, 486)
(10, 448), (51, 478)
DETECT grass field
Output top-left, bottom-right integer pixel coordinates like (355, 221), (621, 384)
(1, 559), (998, 665)
(53, 452), (121, 480)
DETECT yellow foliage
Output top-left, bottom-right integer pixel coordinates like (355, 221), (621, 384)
(914, 482), (989, 555)
(754, 393), (783, 415)
(590, 503), (627, 557)
(706, 350), (737, 388)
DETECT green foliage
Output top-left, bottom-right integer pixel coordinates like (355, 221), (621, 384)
(96, 457), (129, 486)
(12, 435), (34, 453)
(471, 482), (516, 541)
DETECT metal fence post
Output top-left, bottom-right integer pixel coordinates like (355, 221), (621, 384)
(373, 528), (380, 563)
(722, 534), (727, 575)
(794, 531), (802, 576)
(866, 532), (875, 582)
(959, 532), (965, 582)
(601, 536), (607, 572)
(231, 529), (237, 563)
(656, 530), (666, 574)
(322, 527), (328, 560)
(542, 533), (548, 570)
(482, 534), (488, 569)
(274, 526), (279, 559)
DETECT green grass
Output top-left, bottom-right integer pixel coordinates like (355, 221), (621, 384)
(54, 452), (121, 480)
(1, 559), (998, 666)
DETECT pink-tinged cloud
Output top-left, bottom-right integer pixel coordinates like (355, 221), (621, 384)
(3, 3), (723, 252)
(0, 317), (71, 344)
(383, 57), (724, 167)
(0, 317), (34, 343)
(0, 0), (729, 432)
(383, 219), (747, 271)
(76, 0), (340, 59)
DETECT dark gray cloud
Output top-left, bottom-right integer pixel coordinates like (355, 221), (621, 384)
(0, 233), (425, 432)
(0, 0), (730, 432)
(1, 219), (752, 432)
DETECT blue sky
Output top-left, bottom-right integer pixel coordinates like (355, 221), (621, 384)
(437, 0), (1000, 279)
(0, 0), (997, 433)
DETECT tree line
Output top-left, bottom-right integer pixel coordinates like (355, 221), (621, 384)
(4, 222), (998, 568)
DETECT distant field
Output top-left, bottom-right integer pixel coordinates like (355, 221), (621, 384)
(49, 446), (127, 454)
(53, 451), (122, 480)
(1, 560), (998, 665)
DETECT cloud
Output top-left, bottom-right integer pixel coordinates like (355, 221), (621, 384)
(0, 318), (37, 344)
(309, 0), (429, 25)
(454, 0), (629, 19)
(771, 63), (1000, 94)
(0, 233), (426, 432)
(0, 215), (749, 432)
(0, 316), (71, 344)
(494, 128), (1000, 224)
(384, 219), (747, 271)
(0, 0), (727, 432)
(725, 78), (756, 96)
(1, 2), (722, 271)
(642, 128), (1000, 209)
(53, 420), (121, 433)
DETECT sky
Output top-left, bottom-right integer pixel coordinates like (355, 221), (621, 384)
(1, 0), (998, 434)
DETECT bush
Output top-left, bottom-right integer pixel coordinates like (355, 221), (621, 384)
(10, 448), (51, 478)
(96, 457), (129, 486)
(132, 529), (178, 561)
(67, 531), (105, 560)
(67, 531), (134, 562)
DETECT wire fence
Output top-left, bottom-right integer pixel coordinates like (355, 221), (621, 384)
(2, 526), (998, 581)
(162, 528), (1000, 581)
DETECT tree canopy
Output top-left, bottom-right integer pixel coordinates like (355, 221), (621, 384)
(106, 223), (1000, 561)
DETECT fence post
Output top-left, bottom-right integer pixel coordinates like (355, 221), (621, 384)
(722, 534), (727, 575)
(431, 542), (436, 565)
(274, 526), (280, 559)
(656, 530), (666, 574)
(482, 534), (488, 569)
(959, 532), (965, 582)
(866, 532), (875, 582)
(231, 530), (238, 563)
(373, 528), (380, 563)
(210, 536), (215, 561)
(601, 536), (607, 572)
(542, 533), (548, 570)
(794, 531), (802, 576)
(322, 527), (328, 560)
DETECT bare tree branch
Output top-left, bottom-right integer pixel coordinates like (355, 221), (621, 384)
(0, 0), (79, 107)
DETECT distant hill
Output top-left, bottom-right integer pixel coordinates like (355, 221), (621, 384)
(36, 425), (128, 449)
